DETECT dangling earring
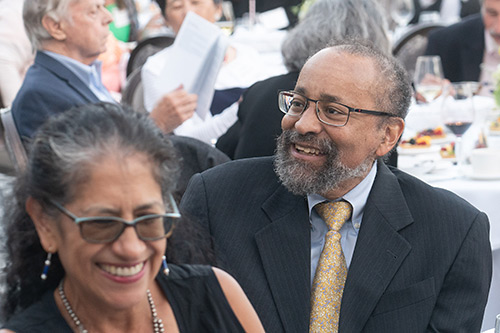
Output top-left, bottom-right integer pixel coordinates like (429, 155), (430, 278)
(162, 255), (169, 276)
(41, 252), (52, 280)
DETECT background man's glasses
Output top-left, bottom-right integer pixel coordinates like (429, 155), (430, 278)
(50, 194), (181, 244)
(278, 90), (398, 127)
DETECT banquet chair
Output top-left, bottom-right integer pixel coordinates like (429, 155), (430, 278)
(0, 107), (27, 174)
(126, 35), (175, 77)
(121, 67), (146, 114)
(392, 22), (447, 79)
(169, 135), (230, 198)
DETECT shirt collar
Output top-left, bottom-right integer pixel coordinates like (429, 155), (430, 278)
(42, 50), (103, 86)
(484, 30), (500, 56)
(307, 161), (378, 229)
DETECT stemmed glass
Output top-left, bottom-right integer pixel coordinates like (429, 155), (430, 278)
(215, 1), (236, 36)
(414, 56), (445, 103)
(390, 0), (415, 30)
(441, 82), (475, 174)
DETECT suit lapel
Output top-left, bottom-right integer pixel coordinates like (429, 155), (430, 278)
(256, 185), (311, 333)
(339, 163), (414, 332)
(35, 52), (101, 103)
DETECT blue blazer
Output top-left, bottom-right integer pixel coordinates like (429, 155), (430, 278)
(181, 157), (492, 332)
(11, 51), (100, 139)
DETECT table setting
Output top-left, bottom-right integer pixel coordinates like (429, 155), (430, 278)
(398, 66), (500, 331)
(399, 65), (500, 185)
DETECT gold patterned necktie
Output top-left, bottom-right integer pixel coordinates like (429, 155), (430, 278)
(310, 201), (352, 332)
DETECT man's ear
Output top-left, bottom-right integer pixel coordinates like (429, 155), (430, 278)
(26, 196), (59, 253)
(41, 15), (67, 41)
(376, 118), (405, 157)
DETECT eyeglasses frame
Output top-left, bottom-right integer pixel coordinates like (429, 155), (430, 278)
(278, 90), (399, 127)
(49, 193), (181, 244)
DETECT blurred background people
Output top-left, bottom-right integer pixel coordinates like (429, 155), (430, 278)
(106, 0), (141, 42)
(424, 0), (497, 94)
(0, 102), (264, 332)
(0, 0), (34, 108)
(11, 0), (116, 139)
(10, 0), (194, 141)
(229, 0), (302, 27)
(142, 0), (272, 144)
(411, 0), (480, 24)
(99, 0), (167, 95)
(216, 0), (391, 160)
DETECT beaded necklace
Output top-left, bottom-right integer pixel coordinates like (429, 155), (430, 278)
(58, 281), (165, 332)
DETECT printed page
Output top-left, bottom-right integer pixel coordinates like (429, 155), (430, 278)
(158, 12), (228, 119)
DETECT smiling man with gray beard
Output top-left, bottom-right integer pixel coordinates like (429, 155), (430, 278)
(274, 130), (374, 196)
(181, 40), (492, 333)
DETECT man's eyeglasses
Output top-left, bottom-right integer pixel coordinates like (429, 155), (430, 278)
(278, 91), (398, 127)
(50, 194), (181, 244)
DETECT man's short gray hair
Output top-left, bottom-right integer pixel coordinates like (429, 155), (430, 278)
(281, 0), (390, 72)
(23, 0), (77, 50)
(327, 39), (412, 119)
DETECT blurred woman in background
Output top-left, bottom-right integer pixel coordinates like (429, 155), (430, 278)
(142, 0), (271, 144)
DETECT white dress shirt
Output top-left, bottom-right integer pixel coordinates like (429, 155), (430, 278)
(479, 30), (500, 96)
(43, 51), (117, 104)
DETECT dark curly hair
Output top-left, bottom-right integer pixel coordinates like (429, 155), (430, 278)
(0, 102), (215, 321)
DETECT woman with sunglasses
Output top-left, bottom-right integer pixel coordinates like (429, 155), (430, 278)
(0, 102), (264, 332)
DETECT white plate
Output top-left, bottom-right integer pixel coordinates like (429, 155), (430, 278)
(398, 159), (435, 176)
(398, 145), (440, 155)
(464, 170), (500, 180)
(430, 136), (453, 145)
(489, 129), (500, 136)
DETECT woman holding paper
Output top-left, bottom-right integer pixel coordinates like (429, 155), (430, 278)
(142, 0), (271, 144)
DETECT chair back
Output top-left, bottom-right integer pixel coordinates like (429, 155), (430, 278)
(169, 135), (230, 198)
(0, 108), (27, 174)
(392, 22), (447, 79)
(121, 67), (146, 114)
(126, 35), (175, 77)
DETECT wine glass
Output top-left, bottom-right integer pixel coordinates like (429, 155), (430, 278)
(441, 82), (475, 174)
(414, 56), (445, 103)
(390, 0), (415, 29)
(215, 1), (236, 36)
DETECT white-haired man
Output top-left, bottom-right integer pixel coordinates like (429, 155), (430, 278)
(12, 0), (194, 139)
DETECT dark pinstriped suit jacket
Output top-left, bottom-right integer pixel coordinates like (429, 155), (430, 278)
(181, 157), (492, 332)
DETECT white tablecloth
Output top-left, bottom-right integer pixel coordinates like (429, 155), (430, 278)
(398, 160), (500, 331)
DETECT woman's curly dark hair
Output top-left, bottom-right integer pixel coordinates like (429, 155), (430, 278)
(0, 102), (215, 321)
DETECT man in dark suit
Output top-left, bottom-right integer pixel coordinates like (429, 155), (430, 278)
(12, 0), (194, 139)
(216, 0), (391, 160)
(425, 13), (484, 82)
(181, 41), (492, 332)
(409, 0), (479, 24)
(425, 0), (499, 86)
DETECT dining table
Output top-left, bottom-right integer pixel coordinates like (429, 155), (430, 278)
(399, 96), (500, 331)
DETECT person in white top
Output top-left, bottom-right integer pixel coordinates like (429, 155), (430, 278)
(0, 0), (34, 107)
(142, 0), (271, 143)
